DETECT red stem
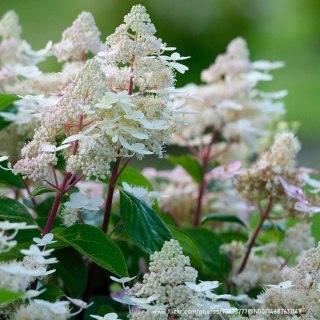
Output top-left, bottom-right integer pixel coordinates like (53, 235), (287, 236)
(43, 114), (84, 234)
(193, 129), (218, 226)
(237, 197), (273, 274)
(116, 157), (132, 180)
(101, 157), (122, 233)
(43, 173), (71, 234)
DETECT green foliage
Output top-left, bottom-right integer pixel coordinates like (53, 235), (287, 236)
(119, 190), (172, 254)
(201, 214), (247, 228)
(186, 228), (231, 281)
(167, 155), (203, 183)
(31, 186), (55, 196)
(54, 248), (88, 297)
(0, 94), (19, 131)
(83, 296), (115, 320)
(117, 165), (153, 190)
(0, 289), (23, 307)
(311, 213), (320, 241)
(36, 284), (65, 302)
(0, 94), (20, 111)
(52, 224), (128, 277)
(169, 225), (203, 270)
(0, 162), (24, 189)
(0, 197), (34, 224)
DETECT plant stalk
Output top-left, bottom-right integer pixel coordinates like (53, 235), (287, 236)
(193, 129), (217, 226)
(101, 157), (122, 233)
(237, 197), (273, 274)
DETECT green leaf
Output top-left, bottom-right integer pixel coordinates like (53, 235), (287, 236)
(201, 214), (247, 228)
(117, 166), (153, 190)
(54, 248), (87, 297)
(169, 226), (203, 270)
(312, 213), (320, 241)
(219, 231), (248, 243)
(119, 190), (172, 254)
(37, 284), (65, 302)
(31, 186), (55, 197)
(34, 196), (55, 217)
(0, 197), (34, 224)
(83, 296), (115, 320)
(0, 100), (18, 131)
(186, 228), (230, 280)
(0, 162), (24, 188)
(52, 224), (128, 277)
(167, 155), (203, 183)
(0, 289), (23, 307)
(0, 94), (20, 111)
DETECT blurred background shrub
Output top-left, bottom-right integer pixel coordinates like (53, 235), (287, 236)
(1, 0), (319, 166)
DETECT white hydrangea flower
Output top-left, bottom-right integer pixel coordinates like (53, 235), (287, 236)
(66, 296), (94, 315)
(64, 192), (104, 211)
(110, 275), (136, 288)
(91, 313), (120, 320)
(0, 221), (37, 253)
(33, 233), (56, 247)
(112, 239), (228, 320)
(14, 5), (188, 181)
(0, 11), (21, 39)
(122, 182), (159, 205)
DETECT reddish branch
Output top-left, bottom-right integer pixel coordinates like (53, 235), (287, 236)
(237, 197), (273, 274)
(193, 129), (218, 226)
(42, 114), (84, 235)
(101, 157), (122, 233)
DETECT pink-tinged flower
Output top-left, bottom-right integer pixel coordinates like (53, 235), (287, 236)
(279, 178), (308, 204)
(66, 296), (94, 316)
(294, 201), (320, 215)
(206, 161), (241, 181)
(295, 166), (318, 175)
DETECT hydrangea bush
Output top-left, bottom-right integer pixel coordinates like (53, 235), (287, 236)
(0, 5), (319, 320)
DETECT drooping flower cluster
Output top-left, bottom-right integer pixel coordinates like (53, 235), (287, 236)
(13, 5), (188, 181)
(235, 132), (301, 203)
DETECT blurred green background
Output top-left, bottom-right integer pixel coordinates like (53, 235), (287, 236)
(1, 0), (320, 166)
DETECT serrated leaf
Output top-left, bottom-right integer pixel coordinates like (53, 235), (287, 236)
(117, 165), (153, 190)
(52, 224), (128, 277)
(169, 226), (203, 270)
(31, 186), (55, 197)
(0, 289), (24, 307)
(0, 197), (34, 224)
(54, 248), (87, 297)
(120, 190), (172, 254)
(201, 214), (247, 227)
(167, 155), (203, 183)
